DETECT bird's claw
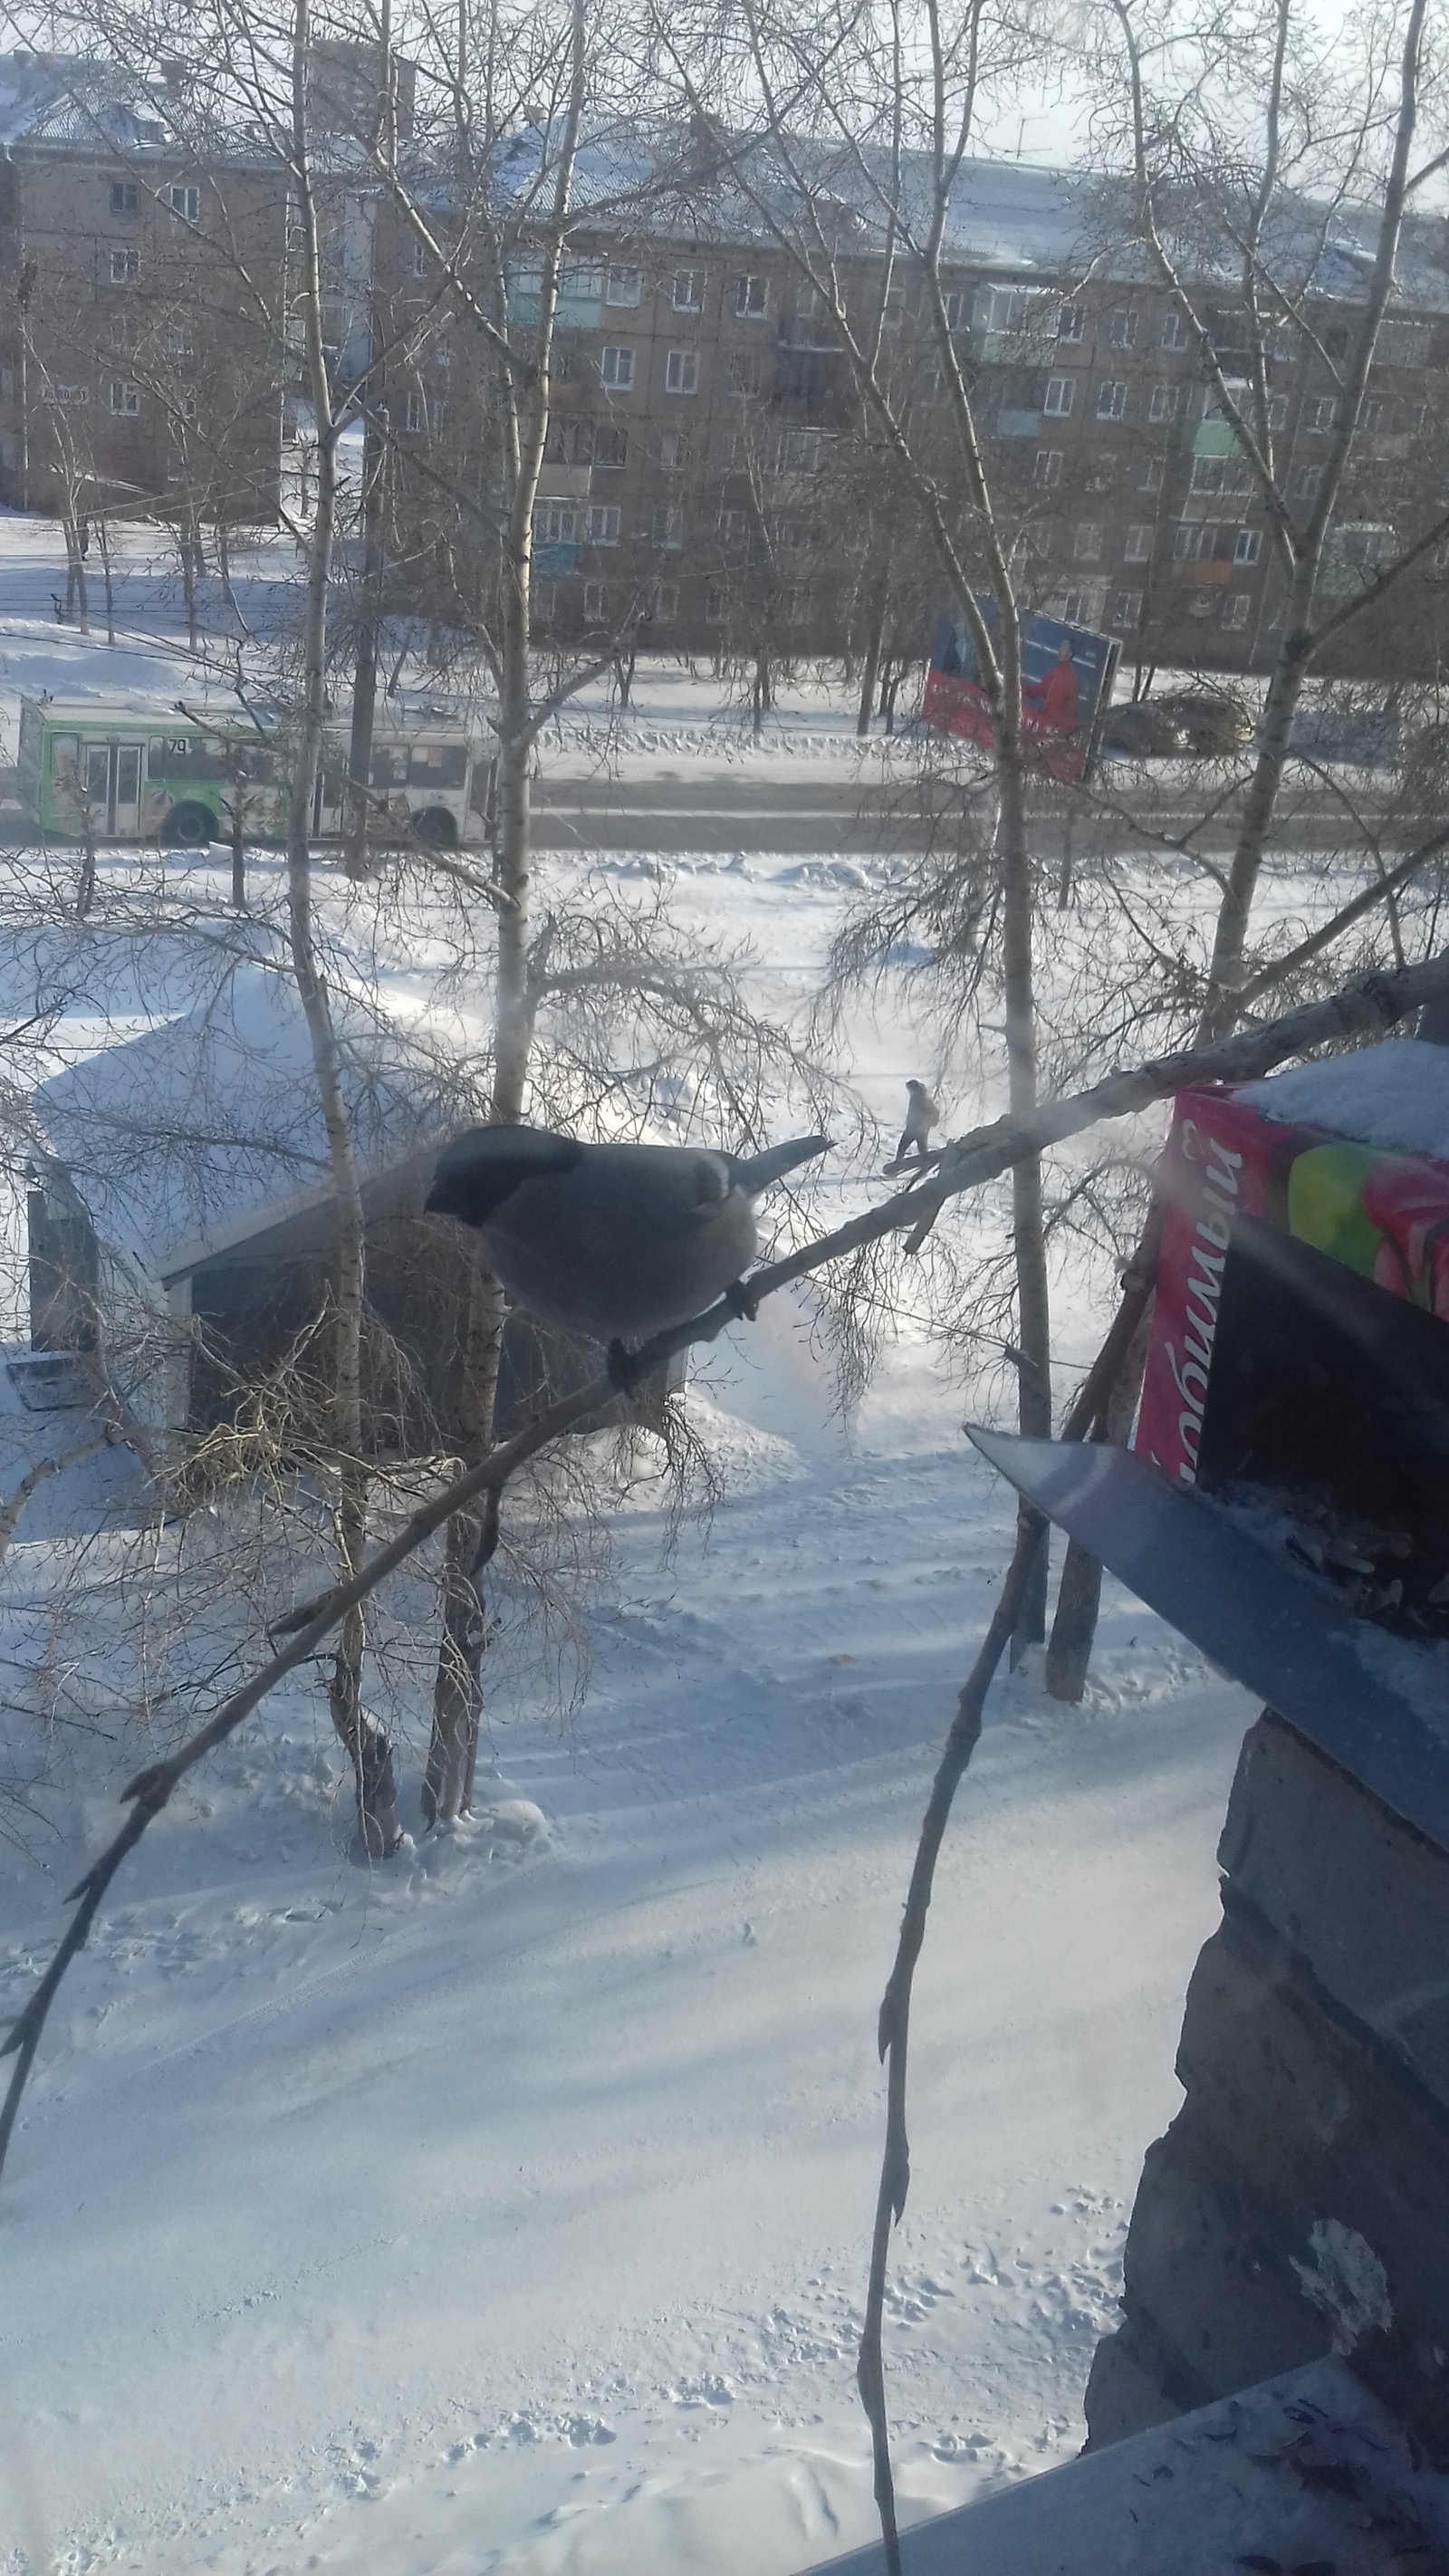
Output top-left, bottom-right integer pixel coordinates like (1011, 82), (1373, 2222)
(724, 1277), (760, 1322)
(607, 1338), (642, 1393)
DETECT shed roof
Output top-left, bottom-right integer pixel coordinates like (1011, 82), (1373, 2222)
(30, 960), (464, 1285)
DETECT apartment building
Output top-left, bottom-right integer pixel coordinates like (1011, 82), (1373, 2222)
(376, 138), (1449, 678)
(0, 56), (1443, 683)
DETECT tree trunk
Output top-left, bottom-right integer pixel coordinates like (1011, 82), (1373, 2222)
(65, 516), (90, 634)
(284, 0), (400, 1858)
(1200, 620), (1315, 1034)
(422, 1258), (505, 1825)
(345, 399), (387, 878)
(998, 744), (1052, 1658)
(856, 565), (888, 736)
(182, 513), (199, 655)
(420, 0), (585, 1820)
(97, 516), (115, 645)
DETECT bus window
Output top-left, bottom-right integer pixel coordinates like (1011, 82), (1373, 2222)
(50, 735), (79, 781)
(411, 743), (467, 787)
(370, 747), (409, 787)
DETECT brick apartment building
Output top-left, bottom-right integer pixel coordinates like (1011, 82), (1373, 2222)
(0, 53), (1444, 682)
(0, 53), (290, 524)
(376, 138), (1449, 678)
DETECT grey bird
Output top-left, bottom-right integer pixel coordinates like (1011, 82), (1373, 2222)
(425, 1123), (830, 1346)
(897, 1079), (939, 1163)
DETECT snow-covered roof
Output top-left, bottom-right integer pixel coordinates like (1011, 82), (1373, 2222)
(476, 114), (1449, 313)
(0, 52), (176, 154)
(1235, 1038), (1449, 1161)
(30, 959), (463, 1284)
(0, 50), (270, 168)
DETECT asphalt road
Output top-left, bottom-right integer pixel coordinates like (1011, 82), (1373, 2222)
(531, 766), (1412, 860)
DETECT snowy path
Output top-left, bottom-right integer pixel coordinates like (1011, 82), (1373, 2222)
(0, 1394), (1252, 2576)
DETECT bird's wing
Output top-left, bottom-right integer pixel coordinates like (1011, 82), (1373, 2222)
(727, 1134), (830, 1197)
(425, 1124), (582, 1226)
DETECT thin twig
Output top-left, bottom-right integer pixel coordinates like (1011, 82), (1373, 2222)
(854, 1234), (1164, 2571)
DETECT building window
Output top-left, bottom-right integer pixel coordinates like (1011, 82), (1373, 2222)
(658, 428), (688, 469)
(583, 580), (605, 620)
(533, 502), (580, 544)
(705, 582), (725, 621)
(109, 248), (139, 284)
(1223, 593), (1252, 628)
(1233, 529), (1262, 564)
(410, 240), (426, 277)
(1159, 309), (1189, 350)
(1043, 376), (1074, 417)
(1267, 393), (1289, 428)
(1059, 303), (1085, 343)
(784, 585), (809, 623)
(1107, 304), (1137, 350)
(1377, 320), (1429, 368)
(882, 282), (907, 328)
(532, 581), (557, 621)
(1359, 398), (1385, 434)
(164, 320), (192, 356)
(404, 389), (425, 431)
(1034, 447), (1063, 485)
(666, 348), (699, 394)
(594, 426), (628, 468)
(1124, 524), (1154, 562)
(606, 268), (642, 307)
(718, 507), (747, 547)
(1173, 521), (1214, 559)
(1292, 465), (1321, 500)
(1074, 522), (1102, 561)
(776, 426), (821, 473)
(673, 269), (703, 311)
(1096, 380), (1128, 421)
(429, 399), (446, 435)
(651, 582), (679, 621)
(600, 345), (635, 389)
(588, 503), (621, 543)
(728, 352), (762, 395)
(1308, 396), (1339, 432)
(169, 184), (200, 223)
(1148, 382), (1178, 423)
(650, 504), (682, 548)
(943, 290), (965, 330)
(735, 273), (768, 318)
(110, 180), (139, 216)
(107, 378), (140, 415)
(1111, 590), (1143, 628)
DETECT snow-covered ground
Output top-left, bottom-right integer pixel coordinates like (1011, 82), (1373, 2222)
(0, 508), (1329, 2575)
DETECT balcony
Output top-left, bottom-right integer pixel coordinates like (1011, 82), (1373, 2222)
(965, 321), (1057, 368)
(776, 318), (841, 353)
(537, 465), (592, 499)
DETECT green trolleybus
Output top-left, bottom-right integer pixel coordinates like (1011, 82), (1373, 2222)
(19, 696), (494, 850)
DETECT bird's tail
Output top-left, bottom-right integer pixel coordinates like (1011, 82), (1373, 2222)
(731, 1134), (830, 1196)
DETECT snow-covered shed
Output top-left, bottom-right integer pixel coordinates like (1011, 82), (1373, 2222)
(27, 959), (677, 1448)
(26, 959), (480, 1442)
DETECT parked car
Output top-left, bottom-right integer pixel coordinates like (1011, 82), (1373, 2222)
(1152, 690), (1252, 756)
(1099, 699), (1185, 758)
